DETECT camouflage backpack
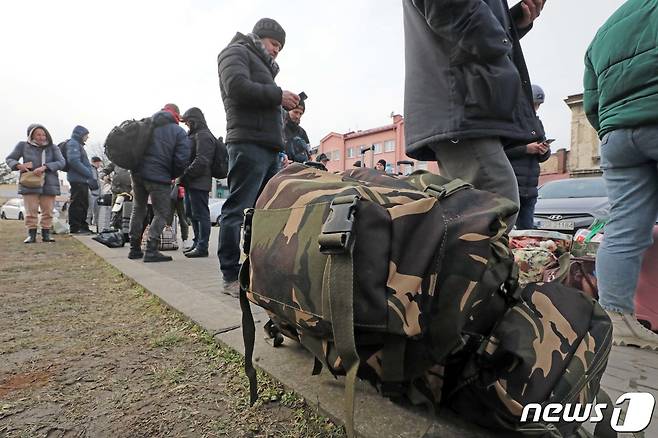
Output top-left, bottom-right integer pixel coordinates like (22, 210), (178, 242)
(239, 164), (613, 437)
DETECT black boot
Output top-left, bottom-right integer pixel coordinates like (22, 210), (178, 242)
(41, 229), (55, 242)
(143, 239), (172, 263)
(23, 229), (37, 244)
(184, 248), (208, 258)
(128, 238), (144, 259)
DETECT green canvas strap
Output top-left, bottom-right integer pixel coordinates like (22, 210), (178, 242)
(325, 251), (360, 438)
(381, 335), (406, 397)
(319, 195), (361, 438)
(593, 388), (618, 438)
(238, 257), (258, 406)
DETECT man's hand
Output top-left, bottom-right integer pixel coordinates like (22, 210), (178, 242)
(282, 91), (300, 110)
(526, 142), (548, 154)
(516, 0), (545, 29)
(33, 165), (47, 176)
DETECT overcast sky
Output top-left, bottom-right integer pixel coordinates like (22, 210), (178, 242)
(1, 0), (626, 160)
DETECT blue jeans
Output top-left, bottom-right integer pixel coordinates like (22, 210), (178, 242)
(596, 126), (658, 314)
(515, 196), (537, 230)
(187, 188), (210, 252)
(218, 143), (279, 281)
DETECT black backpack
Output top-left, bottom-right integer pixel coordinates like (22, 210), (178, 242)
(104, 118), (154, 170)
(210, 136), (228, 179)
(58, 140), (70, 172)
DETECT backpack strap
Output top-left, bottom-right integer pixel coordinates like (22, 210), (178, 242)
(423, 179), (473, 200)
(239, 257), (258, 406)
(592, 388), (618, 438)
(319, 195), (360, 438)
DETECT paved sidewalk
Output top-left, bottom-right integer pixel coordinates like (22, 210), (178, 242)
(76, 229), (658, 437)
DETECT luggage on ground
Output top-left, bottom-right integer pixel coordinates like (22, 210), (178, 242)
(142, 216), (178, 251)
(239, 164), (613, 437)
(92, 230), (125, 248)
(96, 205), (113, 233)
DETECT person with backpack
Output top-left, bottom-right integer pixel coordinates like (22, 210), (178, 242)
(65, 125), (98, 234)
(403, 0), (546, 232)
(180, 107), (215, 258)
(5, 124), (66, 243)
(127, 104), (191, 263)
(584, 0), (658, 350)
(217, 18), (300, 294)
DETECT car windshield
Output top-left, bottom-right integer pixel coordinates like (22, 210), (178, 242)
(538, 178), (607, 199)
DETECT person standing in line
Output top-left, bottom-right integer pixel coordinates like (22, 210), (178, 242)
(403, 0), (547, 231)
(217, 18), (300, 295)
(584, 0), (658, 350)
(66, 125), (97, 234)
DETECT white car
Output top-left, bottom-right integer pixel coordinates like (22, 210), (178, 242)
(209, 198), (226, 226)
(1, 197), (59, 220)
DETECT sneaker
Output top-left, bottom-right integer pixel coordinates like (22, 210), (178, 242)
(222, 279), (240, 298)
(606, 310), (658, 351)
(182, 239), (194, 250)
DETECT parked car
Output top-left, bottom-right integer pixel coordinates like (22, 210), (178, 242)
(0, 197), (60, 220)
(209, 198), (226, 226)
(533, 177), (609, 233)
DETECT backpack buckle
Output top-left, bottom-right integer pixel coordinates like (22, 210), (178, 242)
(242, 208), (254, 255)
(318, 195), (359, 254)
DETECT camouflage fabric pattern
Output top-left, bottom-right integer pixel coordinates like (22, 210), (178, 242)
(449, 281), (612, 435)
(245, 164), (517, 402)
(513, 247), (558, 286)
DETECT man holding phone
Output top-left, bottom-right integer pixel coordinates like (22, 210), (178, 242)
(505, 84), (552, 229)
(403, 0), (547, 232)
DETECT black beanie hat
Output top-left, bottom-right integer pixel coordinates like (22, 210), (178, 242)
(253, 18), (286, 48)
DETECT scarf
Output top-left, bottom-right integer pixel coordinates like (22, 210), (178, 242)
(247, 33), (280, 77)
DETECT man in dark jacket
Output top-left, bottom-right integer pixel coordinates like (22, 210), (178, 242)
(505, 84), (551, 230)
(584, 0), (658, 350)
(403, 0), (546, 231)
(181, 107), (215, 258)
(283, 100), (311, 163)
(128, 104), (191, 263)
(101, 162), (132, 203)
(217, 18), (300, 293)
(66, 125), (97, 234)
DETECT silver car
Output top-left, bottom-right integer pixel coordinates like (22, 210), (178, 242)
(533, 177), (609, 233)
(209, 198), (226, 226)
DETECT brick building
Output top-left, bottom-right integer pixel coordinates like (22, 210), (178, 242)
(314, 114), (439, 174)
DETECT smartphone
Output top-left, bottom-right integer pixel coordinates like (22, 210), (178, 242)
(543, 138), (556, 145)
(298, 91), (308, 101)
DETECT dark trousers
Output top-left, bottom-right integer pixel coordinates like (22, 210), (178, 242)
(129, 174), (172, 243)
(168, 197), (189, 241)
(188, 189), (211, 252)
(69, 182), (90, 232)
(515, 196), (538, 230)
(218, 143), (279, 281)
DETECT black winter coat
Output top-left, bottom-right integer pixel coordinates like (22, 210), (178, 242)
(181, 107), (215, 192)
(403, 0), (544, 161)
(136, 111), (191, 184)
(218, 33), (284, 151)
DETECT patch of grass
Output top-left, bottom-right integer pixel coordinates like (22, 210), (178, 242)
(150, 365), (186, 385)
(151, 331), (184, 349)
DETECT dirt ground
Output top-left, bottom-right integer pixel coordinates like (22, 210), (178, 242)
(0, 220), (344, 438)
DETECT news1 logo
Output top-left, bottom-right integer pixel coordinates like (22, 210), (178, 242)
(521, 392), (656, 432)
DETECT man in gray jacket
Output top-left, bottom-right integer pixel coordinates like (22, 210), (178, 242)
(403, 0), (546, 231)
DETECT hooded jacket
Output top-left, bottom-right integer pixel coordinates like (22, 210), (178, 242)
(403, 0), (543, 161)
(505, 118), (550, 198)
(217, 32), (284, 150)
(6, 124), (66, 196)
(584, 0), (658, 139)
(181, 107), (215, 192)
(66, 125), (94, 184)
(135, 111), (191, 184)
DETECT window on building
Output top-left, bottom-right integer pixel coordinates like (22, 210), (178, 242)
(373, 143), (382, 154)
(346, 147), (354, 158)
(384, 140), (396, 152)
(333, 150), (341, 161)
(357, 145), (366, 156)
(416, 161), (428, 170)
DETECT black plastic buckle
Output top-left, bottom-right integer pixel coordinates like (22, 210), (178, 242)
(242, 208), (254, 255)
(318, 195), (359, 254)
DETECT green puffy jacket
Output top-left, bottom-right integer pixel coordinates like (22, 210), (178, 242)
(584, 0), (658, 139)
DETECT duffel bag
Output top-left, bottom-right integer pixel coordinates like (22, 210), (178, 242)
(239, 164), (519, 436)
